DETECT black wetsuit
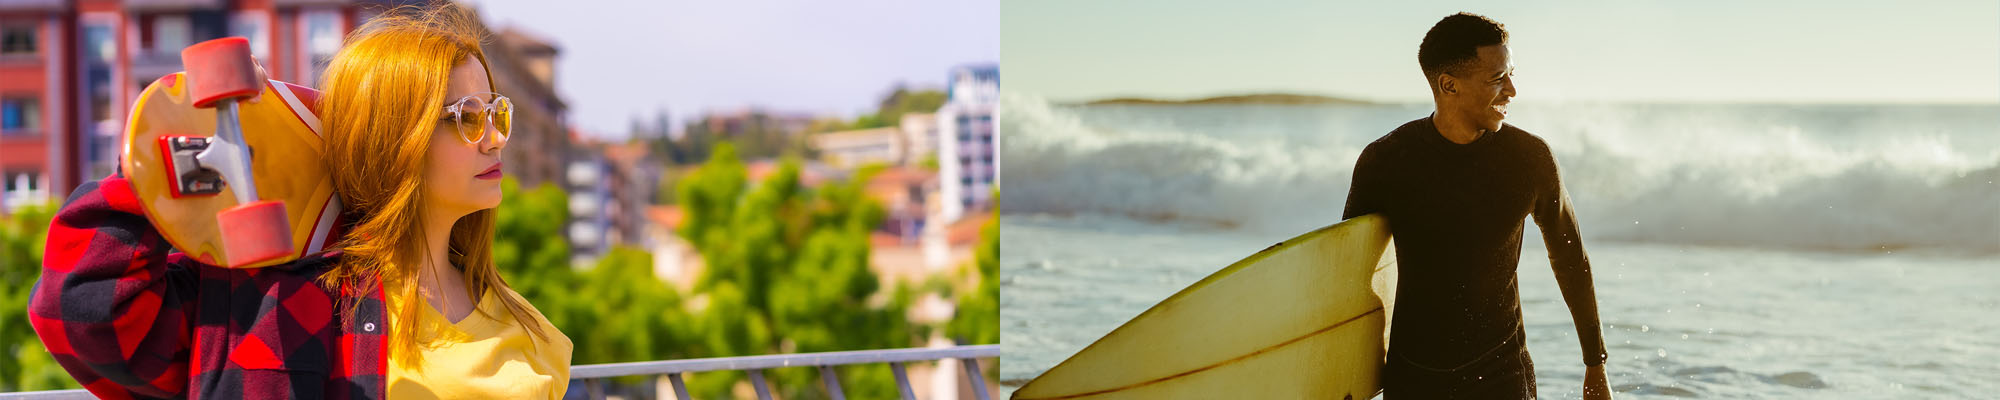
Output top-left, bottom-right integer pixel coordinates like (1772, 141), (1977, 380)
(1343, 116), (1607, 399)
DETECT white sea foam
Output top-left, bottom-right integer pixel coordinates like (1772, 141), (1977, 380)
(1000, 94), (2000, 252)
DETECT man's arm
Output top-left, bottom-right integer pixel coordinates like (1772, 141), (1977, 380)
(1343, 143), (1387, 221)
(1531, 156), (1607, 366)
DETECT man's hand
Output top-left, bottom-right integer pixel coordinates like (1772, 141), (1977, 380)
(1582, 364), (1613, 400)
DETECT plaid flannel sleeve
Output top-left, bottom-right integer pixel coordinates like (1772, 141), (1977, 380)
(29, 173), (207, 399)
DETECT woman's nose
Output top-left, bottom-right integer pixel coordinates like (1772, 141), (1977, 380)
(480, 122), (505, 154)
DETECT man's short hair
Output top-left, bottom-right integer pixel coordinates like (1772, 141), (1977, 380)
(1419, 12), (1508, 81)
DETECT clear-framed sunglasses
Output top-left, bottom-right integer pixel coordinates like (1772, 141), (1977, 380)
(441, 92), (513, 144)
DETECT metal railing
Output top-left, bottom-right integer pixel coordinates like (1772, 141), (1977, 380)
(0, 389), (88, 399)
(0, 344), (1000, 400)
(574, 345), (999, 400)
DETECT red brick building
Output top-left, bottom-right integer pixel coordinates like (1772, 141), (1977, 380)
(0, 0), (572, 215)
(0, 0), (406, 212)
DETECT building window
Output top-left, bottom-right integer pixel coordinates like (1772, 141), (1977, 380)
(4, 171), (38, 192)
(230, 12), (269, 59)
(83, 22), (113, 123)
(1, 97), (41, 134)
(152, 15), (191, 57)
(0, 24), (34, 56)
(302, 9), (341, 85)
(83, 23), (113, 63)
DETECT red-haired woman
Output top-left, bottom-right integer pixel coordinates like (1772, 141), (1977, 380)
(30, 4), (572, 399)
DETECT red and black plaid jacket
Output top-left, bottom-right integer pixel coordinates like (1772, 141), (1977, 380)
(29, 174), (386, 400)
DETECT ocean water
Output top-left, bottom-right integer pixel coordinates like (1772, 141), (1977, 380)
(997, 94), (2000, 399)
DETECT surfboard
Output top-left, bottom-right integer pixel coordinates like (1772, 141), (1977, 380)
(1012, 214), (1397, 400)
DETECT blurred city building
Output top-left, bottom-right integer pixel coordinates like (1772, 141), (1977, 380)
(809, 125), (903, 168)
(865, 165), (934, 241)
(0, 0), (571, 215)
(0, 0), (402, 212)
(565, 137), (656, 267)
(899, 111), (936, 164)
(485, 25), (569, 189)
(935, 63), (996, 224)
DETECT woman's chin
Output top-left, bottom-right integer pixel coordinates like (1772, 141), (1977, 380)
(477, 196), (502, 210)
(469, 189), (503, 211)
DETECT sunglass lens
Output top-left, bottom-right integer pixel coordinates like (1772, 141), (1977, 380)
(493, 97), (512, 140)
(458, 97), (488, 143)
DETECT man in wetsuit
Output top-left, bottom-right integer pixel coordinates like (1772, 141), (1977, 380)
(1342, 12), (1612, 399)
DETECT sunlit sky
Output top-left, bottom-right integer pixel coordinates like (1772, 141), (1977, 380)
(1003, 0), (2000, 104)
(464, 0), (999, 138)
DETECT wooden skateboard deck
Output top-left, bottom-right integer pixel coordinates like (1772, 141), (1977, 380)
(121, 71), (343, 268)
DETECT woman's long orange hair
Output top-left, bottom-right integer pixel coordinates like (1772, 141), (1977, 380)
(314, 3), (549, 366)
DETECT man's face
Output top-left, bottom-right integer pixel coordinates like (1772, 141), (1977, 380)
(1444, 44), (1515, 133)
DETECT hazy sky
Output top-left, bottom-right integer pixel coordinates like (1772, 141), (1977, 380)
(1003, 0), (2000, 104)
(463, 0), (999, 138)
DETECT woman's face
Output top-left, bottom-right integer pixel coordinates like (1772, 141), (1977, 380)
(423, 56), (506, 218)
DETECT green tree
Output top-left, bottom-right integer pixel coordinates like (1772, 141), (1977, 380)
(835, 87), (948, 131)
(491, 141), (929, 398)
(676, 142), (914, 399)
(654, 110), (812, 166)
(873, 86), (948, 127)
(493, 178), (703, 392)
(1, 202), (83, 391)
(948, 207), (999, 346)
(574, 245), (700, 389)
(493, 177), (572, 301)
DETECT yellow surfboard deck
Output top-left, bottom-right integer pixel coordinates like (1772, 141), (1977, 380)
(1014, 214), (1397, 400)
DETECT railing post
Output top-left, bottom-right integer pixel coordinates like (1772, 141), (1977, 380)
(818, 365), (847, 400)
(668, 372), (691, 400)
(747, 369), (775, 400)
(960, 358), (991, 400)
(890, 361), (916, 400)
(584, 377), (605, 400)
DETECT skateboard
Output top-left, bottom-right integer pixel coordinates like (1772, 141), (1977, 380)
(121, 37), (343, 268)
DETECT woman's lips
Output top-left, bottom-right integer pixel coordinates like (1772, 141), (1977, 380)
(476, 162), (503, 180)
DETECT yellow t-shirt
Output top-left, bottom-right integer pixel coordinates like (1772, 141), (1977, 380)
(386, 284), (573, 399)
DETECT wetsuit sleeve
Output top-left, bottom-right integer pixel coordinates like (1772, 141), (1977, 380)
(29, 173), (205, 398)
(1531, 152), (1609, 366)
(1343, 142), (1388, 221)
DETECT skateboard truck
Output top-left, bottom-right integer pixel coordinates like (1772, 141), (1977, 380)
(162, 136), (225, 196)
(179, 37), (292, 268)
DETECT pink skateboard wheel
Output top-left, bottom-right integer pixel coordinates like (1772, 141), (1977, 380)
(180, 37), (261, 109)
(217, 200), (293, 268)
